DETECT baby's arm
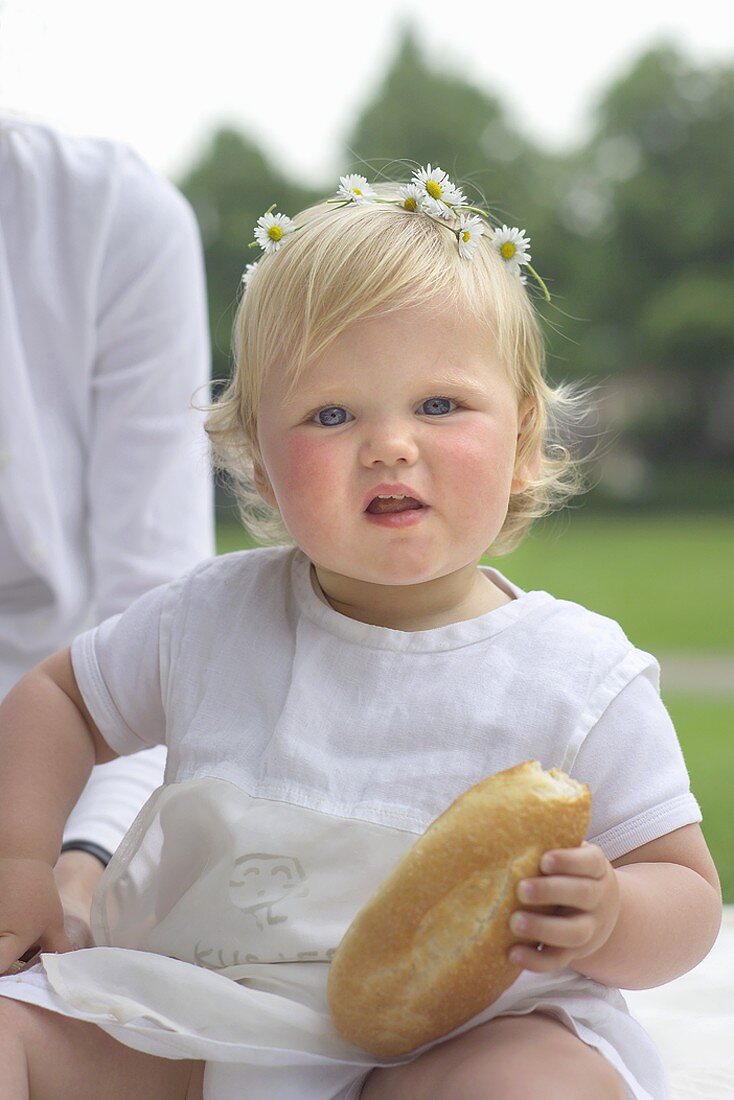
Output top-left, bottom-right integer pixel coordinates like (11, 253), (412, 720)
(508, 824), (722, 989)
(0, 647), (116, 972)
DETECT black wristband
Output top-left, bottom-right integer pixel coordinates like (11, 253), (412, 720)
(60, 840), (113, 868)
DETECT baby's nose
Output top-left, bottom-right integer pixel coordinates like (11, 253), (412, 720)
(360, 422), (420, 466)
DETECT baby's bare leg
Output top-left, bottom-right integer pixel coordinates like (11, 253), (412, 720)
(0, 998), (205, 1100)
(360, 1012), (628, 1100)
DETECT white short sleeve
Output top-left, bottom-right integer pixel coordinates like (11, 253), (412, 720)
(70, 577), (180, 756)
(570, 669), (702, 861)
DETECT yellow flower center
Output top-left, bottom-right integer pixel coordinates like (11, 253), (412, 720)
(500, 241), (516, 259)
(426, 179), (443, 200)
(268, 225), (284, 242)
(403, 197), (417, 211)
(462, 230), (471, 242)
(353, 187), (362, 196)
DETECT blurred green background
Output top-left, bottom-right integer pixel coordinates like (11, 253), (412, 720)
(179, 34), (734, 513)
(175, 30), (732, 899)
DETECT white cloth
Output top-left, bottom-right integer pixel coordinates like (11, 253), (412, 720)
(0, 547), (703, 1100)
(0, 115), (215, 854)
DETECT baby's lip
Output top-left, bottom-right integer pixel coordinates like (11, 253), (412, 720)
(361, 483), (426, 511)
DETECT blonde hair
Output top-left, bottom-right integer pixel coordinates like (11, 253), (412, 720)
(205, 183), (591, 556)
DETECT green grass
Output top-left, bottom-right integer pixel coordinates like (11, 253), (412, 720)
(488, 513), (734, 652)
(217, 513), (734, 652)
(665, 695), (734, 903)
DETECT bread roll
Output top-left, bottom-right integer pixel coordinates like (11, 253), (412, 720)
(327, 760), (591, 1056)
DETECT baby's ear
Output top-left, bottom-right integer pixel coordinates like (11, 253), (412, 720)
(252, 459), (278, 510)
(510, 400), (541, 495)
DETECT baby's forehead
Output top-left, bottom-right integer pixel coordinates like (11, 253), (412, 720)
(273, 308), (504, 388)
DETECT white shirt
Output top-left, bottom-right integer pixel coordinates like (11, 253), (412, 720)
(72, 546), (701, 852)
(0, 547), (696, 1098)
(0, 116), (215, 854)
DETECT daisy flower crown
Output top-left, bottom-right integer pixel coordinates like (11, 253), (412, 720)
(244, 164), (549, 302)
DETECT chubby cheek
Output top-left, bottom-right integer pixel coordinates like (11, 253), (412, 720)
(268, 435), (343, 528)
(438, 425), (516, 522)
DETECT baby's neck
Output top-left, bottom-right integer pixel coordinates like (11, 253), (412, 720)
(312, 564), (512, 632)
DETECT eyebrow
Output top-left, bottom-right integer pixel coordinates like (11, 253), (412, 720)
(425, 376), (491, 396)
(286, 375), (492, 405)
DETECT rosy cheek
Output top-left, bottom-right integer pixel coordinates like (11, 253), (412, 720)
(277, 435), (342, 504)
(436, 428), (502, 478)
(435, 425), (516, 511)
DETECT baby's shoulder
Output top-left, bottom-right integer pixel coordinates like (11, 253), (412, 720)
(503, 591), (660, 717)
(534, 591), (629, 642)
(515, 587), (642, 673)
(178, 545), (294, 601)
(155, 547), (296, 666)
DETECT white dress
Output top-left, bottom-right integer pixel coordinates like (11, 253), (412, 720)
(0, 547), (702, 1100)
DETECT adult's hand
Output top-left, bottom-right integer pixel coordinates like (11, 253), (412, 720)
(53, 848), (104, 950)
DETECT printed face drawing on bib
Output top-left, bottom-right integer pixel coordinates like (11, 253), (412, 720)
(228, 852), (309, 930)
(192, 853), (315, 970)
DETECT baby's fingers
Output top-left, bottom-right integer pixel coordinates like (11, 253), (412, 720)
(541, 842), (607, 878)
(518, 874), (600, 911)
(508, 942), (576, 974)
(509, 909), (595, 951)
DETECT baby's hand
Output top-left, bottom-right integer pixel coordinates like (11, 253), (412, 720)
(0, 857), (74, 975)
(507, 841), (620, 974)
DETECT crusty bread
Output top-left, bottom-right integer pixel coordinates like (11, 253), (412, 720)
(327, 760), (591, 1056)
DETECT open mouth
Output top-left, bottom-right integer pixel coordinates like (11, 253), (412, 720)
(366, 496), (425, 515)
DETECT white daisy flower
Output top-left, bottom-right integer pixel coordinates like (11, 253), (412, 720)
(491, 225), (531, 275)
(336, 174), (377, 204)
(241, 261), (259, 288)
(411, 164), (467, 219)
(397, 182), (423, 212)
(456, 214), (485, 260)
(253, 211), (296, 254)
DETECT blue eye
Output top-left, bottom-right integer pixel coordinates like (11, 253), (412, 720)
(313, 406), (353, 427)
(421, 396), (456, 416)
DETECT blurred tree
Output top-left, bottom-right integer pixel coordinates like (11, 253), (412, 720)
(344, 26), (547, 238)
(177, 128), (320, 381)
(554, 46), (734, 468)
(343, 26), (571, 382)
(174, 38), (734, 511)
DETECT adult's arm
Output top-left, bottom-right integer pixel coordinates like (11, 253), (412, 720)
(61, 147), (214, 864)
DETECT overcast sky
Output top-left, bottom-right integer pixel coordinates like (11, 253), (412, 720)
(1, 0), (732, 185)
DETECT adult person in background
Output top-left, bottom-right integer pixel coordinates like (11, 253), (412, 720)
(0, 113), (214, 959)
